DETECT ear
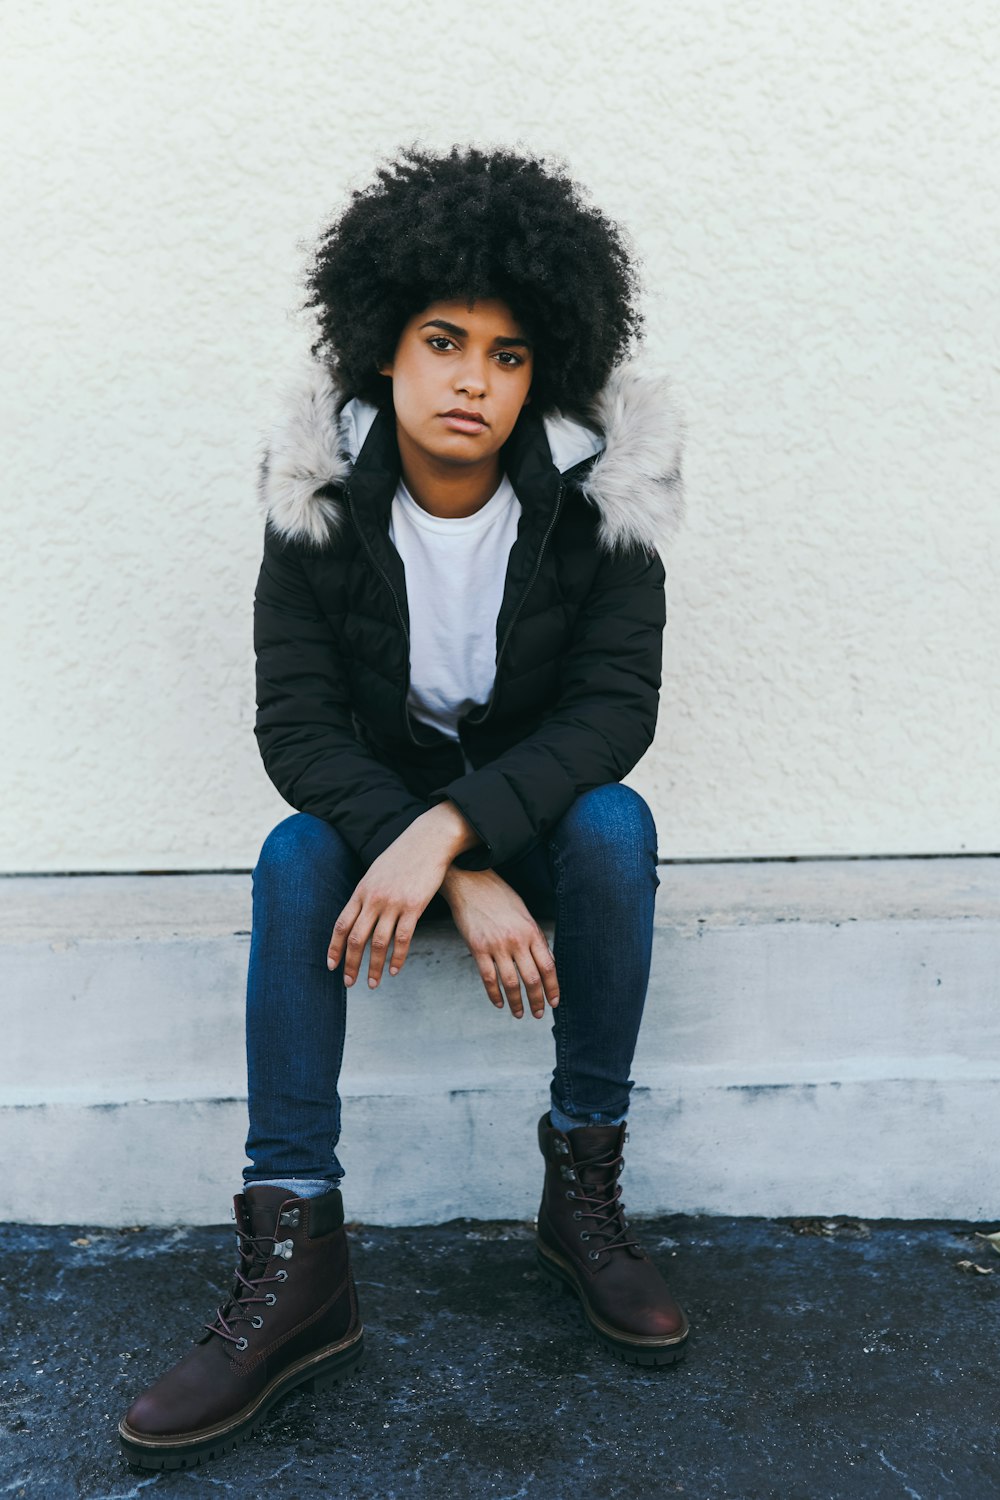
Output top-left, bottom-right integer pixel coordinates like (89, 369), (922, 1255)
(377, 360), (393, 378)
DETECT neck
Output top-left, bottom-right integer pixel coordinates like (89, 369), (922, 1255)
(395, 425), (502, 518)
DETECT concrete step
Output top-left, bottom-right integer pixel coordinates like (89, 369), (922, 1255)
(2, 858), (997, 1225)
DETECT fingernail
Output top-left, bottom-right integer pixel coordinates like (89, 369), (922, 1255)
(345, 975), (354, 986)
(389, 967), (398, 976)
(368, 978), (377, 989)
(327, 959), (335, 970)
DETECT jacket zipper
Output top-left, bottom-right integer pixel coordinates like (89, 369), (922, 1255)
(346, 483), (424, 749)
(348, 478), (565, 749)
(465, 479), (565, 729)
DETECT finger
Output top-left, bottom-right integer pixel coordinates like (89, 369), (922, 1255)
(388, 917), (417, 977)
(514, 947), (547, 1019)
(495, 958), (525, 1019)
(342, 902), (381, 987)
(475, 956), (505, 1009)
(366, 912), (397, 989)
(328, 893), (364, 970)
(529, 936), (560, 1008)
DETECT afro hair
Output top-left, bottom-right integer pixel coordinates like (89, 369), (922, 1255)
(301, 143), (643, 417)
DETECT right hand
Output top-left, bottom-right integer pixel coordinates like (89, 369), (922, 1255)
(440, 868), (560, 1020)
(326, 802), (476, 991)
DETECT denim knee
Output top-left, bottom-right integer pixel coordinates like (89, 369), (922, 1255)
(254, 816), (359, 906)
(557, 784), (657, 857)
(253, 812), (350, 890)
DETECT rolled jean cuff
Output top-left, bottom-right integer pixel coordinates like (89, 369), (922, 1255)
(242, 1175), (341, 1197)
(549, 1103), (628, 1134)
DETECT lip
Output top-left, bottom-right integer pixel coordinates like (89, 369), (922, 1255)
(439, 409), (488, 433)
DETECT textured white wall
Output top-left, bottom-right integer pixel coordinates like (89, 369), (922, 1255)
(2, 0), (997, 872)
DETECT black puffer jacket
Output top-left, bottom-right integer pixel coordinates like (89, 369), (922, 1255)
(254, 360), (685, 872)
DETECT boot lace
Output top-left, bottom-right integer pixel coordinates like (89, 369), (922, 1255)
(203, 1223), (291, 1350)
(567, 1142), (642, 1260)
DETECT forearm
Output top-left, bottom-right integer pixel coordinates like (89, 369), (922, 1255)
(414, 799), (482, 861)
(439, 861), (501, 906)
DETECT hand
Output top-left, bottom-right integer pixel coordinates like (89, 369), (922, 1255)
(327, 803), (474, 989)
(440, 867), (560, 1020)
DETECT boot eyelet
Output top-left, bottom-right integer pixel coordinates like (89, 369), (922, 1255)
(588, 1251), (600, 1262)
(572, 1211), (582, 1221)
(565, 1191), (575, 1200)
(579, 1232), (590, 1241)
(275, 1269), (288, 1282)
(251, 1315), (264, 1328)
(264, 1292), (277, 1306)
(235, 1337), (248, 1351)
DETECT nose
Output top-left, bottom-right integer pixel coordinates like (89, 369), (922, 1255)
(454, 355), (488, 400)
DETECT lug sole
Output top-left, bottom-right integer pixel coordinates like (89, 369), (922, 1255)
(536, 1245), (688, 1367)
(118, 1325), (365, 1471)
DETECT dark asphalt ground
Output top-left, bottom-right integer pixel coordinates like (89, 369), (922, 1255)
(1, 1214), (997, 1499)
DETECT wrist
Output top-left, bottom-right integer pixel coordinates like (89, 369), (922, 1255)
(424, 799), (481, 859)
(440, 864), (490, 903)
(440, 864), (469, 896)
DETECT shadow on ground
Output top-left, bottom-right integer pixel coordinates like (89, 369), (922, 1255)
(1, 1215), (997, 1498)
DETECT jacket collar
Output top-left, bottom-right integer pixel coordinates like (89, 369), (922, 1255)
(258, 357), (685, 557)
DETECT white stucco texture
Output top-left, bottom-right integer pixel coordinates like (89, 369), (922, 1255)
(2, 1), (997, 870)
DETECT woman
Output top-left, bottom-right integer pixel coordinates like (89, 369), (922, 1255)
(120, 144), (688, 1471)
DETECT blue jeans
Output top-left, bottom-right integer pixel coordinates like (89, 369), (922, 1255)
(243, 783), (660, 1187)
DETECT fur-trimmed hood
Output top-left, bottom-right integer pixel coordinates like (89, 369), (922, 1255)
(258, 358), (686, 557)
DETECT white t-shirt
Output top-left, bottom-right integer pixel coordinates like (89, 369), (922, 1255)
(388, 473), (521, 773)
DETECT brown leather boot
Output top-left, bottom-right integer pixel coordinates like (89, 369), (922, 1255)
(536, 1112), (689, 1366)
(118, 1183), (363, 1470)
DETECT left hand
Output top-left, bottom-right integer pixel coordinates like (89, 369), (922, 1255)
(440, 866), (559, 1020)
(326, 804), (473, 989)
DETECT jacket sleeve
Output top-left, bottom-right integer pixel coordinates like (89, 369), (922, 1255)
(254, 525), (434, 867)
(426, 540), (667, 870)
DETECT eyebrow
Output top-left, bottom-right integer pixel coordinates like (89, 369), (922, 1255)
(419, 318), (532, 349)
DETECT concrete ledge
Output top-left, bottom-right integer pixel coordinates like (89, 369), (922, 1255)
(2, 859), (997, 1224)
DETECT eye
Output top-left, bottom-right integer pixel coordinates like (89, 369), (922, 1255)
(427, 335), (456, 351)
(494, 350), (524, 367)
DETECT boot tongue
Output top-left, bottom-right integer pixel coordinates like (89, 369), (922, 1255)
(197, 1186), (297, 1347)
(240, 1185), (295, 1280)
(568, 1124), (625, 1190)
(565, 1123), (640, 1253)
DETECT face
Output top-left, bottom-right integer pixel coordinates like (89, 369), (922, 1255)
(378, 297), (534, 468)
